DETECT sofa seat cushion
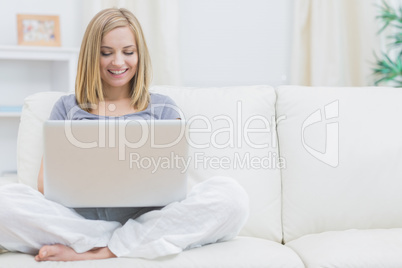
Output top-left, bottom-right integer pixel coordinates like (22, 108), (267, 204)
(0, 176), (18, 187)
(0, 236), (304, 267)
(286, 228), (402, 268)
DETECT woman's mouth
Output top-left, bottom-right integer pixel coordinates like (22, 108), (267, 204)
(108, 69), (128, 75)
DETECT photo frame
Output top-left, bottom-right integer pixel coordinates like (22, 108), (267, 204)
(17, 14), (61, 46)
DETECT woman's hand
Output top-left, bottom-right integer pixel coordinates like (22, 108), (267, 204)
(37, 157), (44, 194)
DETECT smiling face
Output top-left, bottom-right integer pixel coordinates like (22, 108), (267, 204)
(100, 26), (138, 95)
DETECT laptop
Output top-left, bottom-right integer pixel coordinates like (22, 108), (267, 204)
(43, 120), (189, 208)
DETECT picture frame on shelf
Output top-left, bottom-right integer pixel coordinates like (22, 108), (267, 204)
(17, 14), (61, 47)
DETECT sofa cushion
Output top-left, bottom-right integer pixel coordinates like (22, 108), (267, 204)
(286, 228), (402, 268)
(0, 176), (18, 187)
(276, 86), (402, 242)
(17, 91), (69, 189)
(151, 85), (281, 240)
(0, 236), (304, 267)
(17, 85), (281, 242)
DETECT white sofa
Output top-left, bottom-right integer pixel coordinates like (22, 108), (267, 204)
(1, 85), (402, 267)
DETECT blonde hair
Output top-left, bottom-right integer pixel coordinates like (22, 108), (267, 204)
(75, 8), (152, 111)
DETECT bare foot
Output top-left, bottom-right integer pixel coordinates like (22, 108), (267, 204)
(34, 244), (116, 262)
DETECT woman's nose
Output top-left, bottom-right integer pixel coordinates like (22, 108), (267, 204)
(112, 53), (124, 66)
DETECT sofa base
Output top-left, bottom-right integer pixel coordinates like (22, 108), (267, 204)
(0, 236), (304, 267)
(287, 228), (402, 268)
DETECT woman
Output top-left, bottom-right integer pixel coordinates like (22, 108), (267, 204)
(0, 8), (249, 262)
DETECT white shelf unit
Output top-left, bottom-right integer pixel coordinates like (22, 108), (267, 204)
(0, 45), (79, 175)
(0, 45), (79, 115)
(0, 112), (21, 118)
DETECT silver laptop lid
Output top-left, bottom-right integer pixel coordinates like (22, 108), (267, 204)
(43, 120), (188, 208)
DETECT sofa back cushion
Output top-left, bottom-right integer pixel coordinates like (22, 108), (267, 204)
(17, 85), (282, 242)
(276, 85), (402, 242)
(17, 91), (69, 189)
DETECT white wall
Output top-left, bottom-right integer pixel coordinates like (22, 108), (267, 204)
(179, 0), (293, 86)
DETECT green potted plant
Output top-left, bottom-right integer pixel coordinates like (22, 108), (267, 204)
(373, 0), (402, 87)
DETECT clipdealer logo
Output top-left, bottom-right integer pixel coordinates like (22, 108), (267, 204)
(301, 100), (339, 167)
(62, 100), (287, 170)
(128, 151), (285, 174)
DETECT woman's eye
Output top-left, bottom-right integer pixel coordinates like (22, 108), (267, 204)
(124, 52), (134, 55)
(101, 52), (111, 56)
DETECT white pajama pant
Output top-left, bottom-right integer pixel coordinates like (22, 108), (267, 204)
(0, 176), (249, 259)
